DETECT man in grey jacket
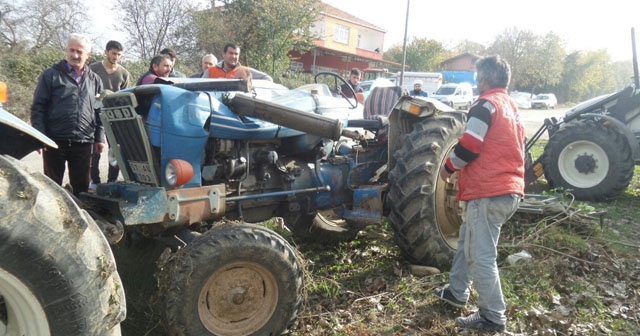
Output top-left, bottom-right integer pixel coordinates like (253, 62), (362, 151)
(31, 33), (105, 195)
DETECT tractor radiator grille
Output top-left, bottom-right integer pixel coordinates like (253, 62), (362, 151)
(101, 92), (159, 186)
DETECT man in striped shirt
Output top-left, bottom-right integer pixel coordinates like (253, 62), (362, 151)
(434, 55), (525, 333)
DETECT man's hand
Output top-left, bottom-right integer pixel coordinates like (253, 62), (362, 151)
(97, 90), (113, 100)
(95, 142), (105, 154)
(439, 163), (452, 183)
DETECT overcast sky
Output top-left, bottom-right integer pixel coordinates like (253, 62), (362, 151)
(87, 0), (639, 62)
(322, 0), (639, 62)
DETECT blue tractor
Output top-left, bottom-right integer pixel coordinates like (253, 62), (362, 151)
(81, 73), (467, 335)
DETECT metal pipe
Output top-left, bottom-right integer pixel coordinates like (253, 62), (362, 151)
(226, 185), (330, 202)
(631, 28), (639, 89)
(229, 94), (344, 140)
(400, 0), (410, 86)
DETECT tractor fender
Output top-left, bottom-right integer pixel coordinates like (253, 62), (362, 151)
(0, 107), (57, 159)
(387, 97), (460, 172)
(581, 113), (640, 160)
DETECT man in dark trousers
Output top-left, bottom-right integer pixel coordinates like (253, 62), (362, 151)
(31, 33), (105, 195)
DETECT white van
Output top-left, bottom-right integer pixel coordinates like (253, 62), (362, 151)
(431, 83), (474, 110)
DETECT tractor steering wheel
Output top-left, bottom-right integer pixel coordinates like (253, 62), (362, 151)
(314, 72), (358, 109)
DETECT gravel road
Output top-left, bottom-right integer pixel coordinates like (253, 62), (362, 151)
(519, 107), (567, 139)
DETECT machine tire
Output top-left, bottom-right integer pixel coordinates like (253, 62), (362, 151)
(542, 120), (634, 201)
(0, 155), (125, 336)
(387, 113), (466, 270)
(281, 208), (361, 243)
(159, 223), (304, 336)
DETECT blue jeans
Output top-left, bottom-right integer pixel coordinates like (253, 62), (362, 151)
(447, 194), (520, 325)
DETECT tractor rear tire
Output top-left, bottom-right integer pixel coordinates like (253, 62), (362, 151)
(159, 223), (304, 336)
(543, 120), (634, 201)
(387, 112), (466, 270)
(0, 155), (125, 336)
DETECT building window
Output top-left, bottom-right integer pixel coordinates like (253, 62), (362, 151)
(334, 24), (349, 44)
(289, 61), (303, 72)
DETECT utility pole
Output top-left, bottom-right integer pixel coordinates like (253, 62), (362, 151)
(400, 0), (410, 87)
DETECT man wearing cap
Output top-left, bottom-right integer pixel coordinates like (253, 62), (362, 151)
(410, 80), (428, 97)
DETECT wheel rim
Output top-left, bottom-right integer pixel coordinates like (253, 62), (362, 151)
(434, 143), (463, 250)
(198, 261), (278, 336)
(0, 269), (50, 336)
(558, 140), (609, 188)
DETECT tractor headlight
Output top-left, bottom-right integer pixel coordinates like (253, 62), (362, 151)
(165, 159), (194, 187)
(397, 98), (435, 117)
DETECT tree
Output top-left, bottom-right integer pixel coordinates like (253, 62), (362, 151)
(383, 37), (448, 72)
(518, 32), (565, 94)
(1, 0), (89, 51)
(487, 27), (538, 91)
(452, 39), (486, 56)
(557, 50), (616, 103)
(209, 0), (319, 77)
(115, 0), (196, 60)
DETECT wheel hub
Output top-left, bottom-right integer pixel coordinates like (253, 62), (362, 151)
(229, 288), (246, 305)
(575, 153), (597, 174)
(198, 262), (278, 336)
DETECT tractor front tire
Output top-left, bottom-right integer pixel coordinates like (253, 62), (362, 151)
(159, 223), (304, 336)
(543, 120), (634, 201)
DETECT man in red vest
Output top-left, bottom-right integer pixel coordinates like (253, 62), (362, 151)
(435, 55), (525, 333)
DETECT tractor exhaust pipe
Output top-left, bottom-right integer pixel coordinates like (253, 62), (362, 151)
(228, 94), (344, 141)
(632, 27), (639, 89)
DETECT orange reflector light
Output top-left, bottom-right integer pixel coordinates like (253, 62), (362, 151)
(408, 103), (421, 115)
(165, 159), (194, 187)
(0, 82), (7, 103)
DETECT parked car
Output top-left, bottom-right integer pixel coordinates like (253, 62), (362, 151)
(431, 82), (474, 110)
(510, 91), (533, 109)
(531, 93), (557, 109)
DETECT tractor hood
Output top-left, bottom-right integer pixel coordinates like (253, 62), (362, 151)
(0, 107), (57, 159)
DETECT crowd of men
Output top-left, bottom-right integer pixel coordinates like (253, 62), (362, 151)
(30, 34), (270, 195)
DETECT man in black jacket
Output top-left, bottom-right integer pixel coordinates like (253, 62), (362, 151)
(31, 33), (105, 195)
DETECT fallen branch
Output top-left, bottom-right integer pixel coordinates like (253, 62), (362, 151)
(518, 243), (618, 272)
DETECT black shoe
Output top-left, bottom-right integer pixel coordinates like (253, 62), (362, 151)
(434, 286), (466, 308)
(455, 312), (505, 332)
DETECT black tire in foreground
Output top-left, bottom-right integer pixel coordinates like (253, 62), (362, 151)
(543, 120), (634, 202)
(387, 113), (466, 270)
(0, 155), (125, 335)
(159, 223), (304, 336)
